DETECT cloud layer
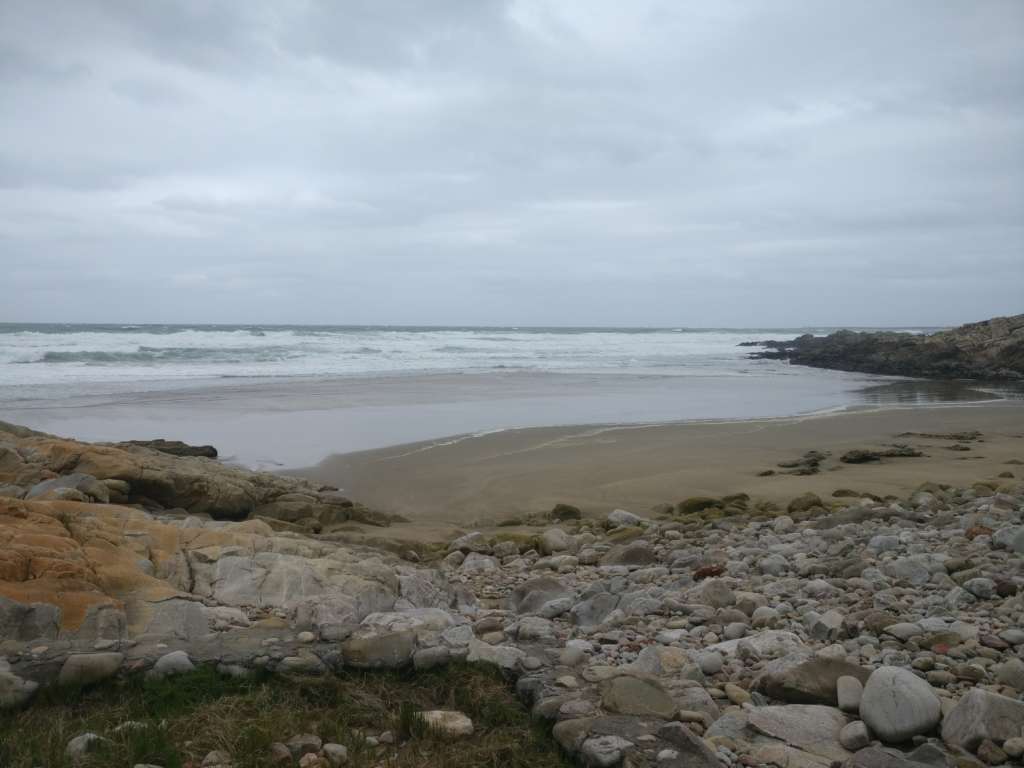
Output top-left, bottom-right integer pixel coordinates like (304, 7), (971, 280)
(1, 0), (1022, 325)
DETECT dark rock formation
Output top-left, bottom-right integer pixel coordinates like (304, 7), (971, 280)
(744, 314), (1024, 380)
(118, 439), (218, 458)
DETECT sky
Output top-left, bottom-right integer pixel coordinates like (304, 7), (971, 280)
(0, 0), (1022, 327)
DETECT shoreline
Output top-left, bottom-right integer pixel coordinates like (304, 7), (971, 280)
(2, 366), (1019, 471)
(293, 400), (1024, 530)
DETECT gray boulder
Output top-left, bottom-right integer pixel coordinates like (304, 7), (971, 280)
(860, 666), (941, 744)
(941, 688), (1024, 750)
(147, 650), (195, 679)
(0, 665), (38, 709)
(600, 675), (677, 719)
(342, 629), (416, 668)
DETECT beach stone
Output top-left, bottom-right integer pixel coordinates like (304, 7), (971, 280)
(0, 667), (38, 709)
(757, 653), (870, 705)
(655, 722), (721, 767)
(66, 733), (104, 763)
(608, 509), (645, 527)
(746, 705), (852, 763)
(570, 593), (620, 628)
(964, 577), (996, 599)
(882, 557), (931, 586)
(758, 554), (788, 576)
(148, 650), (194, 679)
(860, 666), (941, 744)
(508, 577), (571, 614)
(600, 675), (677, 718)
(1003, 738), (1024, 760)
(58, 652), (124, 687)
(540, 528), (571, 555)
(460, 552), (499, 573)
(278, 653), (327, 675)
(580, 735), (632, 767)
(412, 646), (450, 670)
(978, 740), (1008, 765)
(884, 622), (922, 642)
(696, 578), (734, 608)
(600, 541), (656, 566)
(724, 682), (750, 705)
(342, 629), (415, 668)
(417, 710), (473, 739)
(516, 616), (556, 643)
(202, 750), (232, 767)
(994, 657), (1024, 690)
(837, 676), (864, 713)
(674, 686), (721, 722)
(698, 651), (724, 675)
(941, 688), (1024, 751)
(286, 733), (322, 759)
(467, 638), (525, 670)
(268, 743), (292, 764)
(321, 743), (348, 767)
(840, 721), (871, 751)
(448, 532), (491, 554)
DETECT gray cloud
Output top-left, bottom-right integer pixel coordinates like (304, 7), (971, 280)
(0, 0), (1022, 326)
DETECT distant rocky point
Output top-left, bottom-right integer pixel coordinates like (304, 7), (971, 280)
(743, 314), (1024, 380)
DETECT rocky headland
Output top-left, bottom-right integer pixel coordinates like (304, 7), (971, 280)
(1, 421), (1023, 767)
(743, 314), (1024, 380)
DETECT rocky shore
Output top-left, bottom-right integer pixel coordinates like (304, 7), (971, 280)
(1, 421), (1023, 767)
(743, 314), (1024, 380)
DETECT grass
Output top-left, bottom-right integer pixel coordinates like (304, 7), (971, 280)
(0, 663), (572, 768)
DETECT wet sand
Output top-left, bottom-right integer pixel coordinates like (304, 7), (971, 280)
(295, 402), (1024, 528)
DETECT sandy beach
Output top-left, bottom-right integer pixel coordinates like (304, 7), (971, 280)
(295, 402), (1024, 529)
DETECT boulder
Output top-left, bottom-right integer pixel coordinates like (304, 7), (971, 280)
(941, 688), (1024, 751)
(416, 710), (473, 739)
(656, 722), (721, 767)
(342, 629), (416, 668)
(860, 666), (941, 744)
(746, 705), (852, 763)
(756, 654), (871, 706)
(58, 653), (124, 687)
(600, 675), (677, 719)
(600, 541), (656, 566)
(0, 666), (38, 709)
(148, 650), (195, 679)
(507, 577), (571, 615)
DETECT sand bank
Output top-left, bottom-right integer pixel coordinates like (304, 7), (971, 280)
(295, 402), (1024, 527)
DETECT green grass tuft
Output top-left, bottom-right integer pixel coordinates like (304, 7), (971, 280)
(0, 662), (571, 768)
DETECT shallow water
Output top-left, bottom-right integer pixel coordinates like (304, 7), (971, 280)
(1, 366), (1015, 469)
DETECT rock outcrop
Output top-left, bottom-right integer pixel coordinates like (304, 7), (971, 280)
(2, 423), (1023, 768)
(744, 314), (1024, 380)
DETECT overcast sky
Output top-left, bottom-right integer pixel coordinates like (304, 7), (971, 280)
(1, 1), (1021, 327)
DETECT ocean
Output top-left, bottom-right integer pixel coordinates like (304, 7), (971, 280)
(9, 322), (1015, 468)
(0, 323), (936, 394)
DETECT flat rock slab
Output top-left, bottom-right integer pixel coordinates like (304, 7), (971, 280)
(941, 688), (1024, 751)
(747, 705), (852, 763)
(601, 675), (677, 719)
